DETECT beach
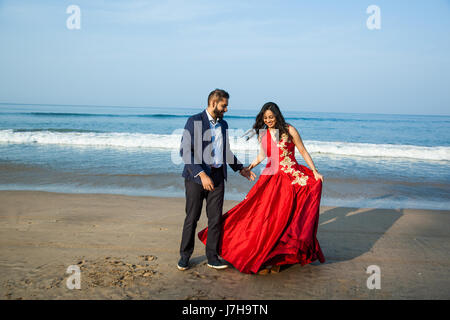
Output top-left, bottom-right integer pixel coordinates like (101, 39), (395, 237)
(1, 0), (449, 303)
(1, 190), (449, 300)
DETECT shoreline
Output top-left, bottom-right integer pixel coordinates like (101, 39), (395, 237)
(0, 190), (449, 299)
(0, 188), (447, 212)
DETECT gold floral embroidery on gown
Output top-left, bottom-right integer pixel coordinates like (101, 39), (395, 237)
(276, 132), (309, 186)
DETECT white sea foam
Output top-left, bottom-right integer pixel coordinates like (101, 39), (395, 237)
(0, 129), (448, 161)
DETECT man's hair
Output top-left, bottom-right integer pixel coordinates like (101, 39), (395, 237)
(208, 89), (229, 106)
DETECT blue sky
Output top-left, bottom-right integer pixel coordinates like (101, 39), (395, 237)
(0, 0), (449, 115)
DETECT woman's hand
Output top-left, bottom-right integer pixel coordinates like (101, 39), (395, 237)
(313, 169), (324, 182)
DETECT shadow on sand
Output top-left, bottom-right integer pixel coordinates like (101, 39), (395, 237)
(317, 206), (403, 264)
(190, 205), (404, 274)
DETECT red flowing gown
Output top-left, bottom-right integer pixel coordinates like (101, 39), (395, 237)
(198, 127), (325, 274)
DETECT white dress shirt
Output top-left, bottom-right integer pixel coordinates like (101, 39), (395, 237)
(206, 109), (223, 168)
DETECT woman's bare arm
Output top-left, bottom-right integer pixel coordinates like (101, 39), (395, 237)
(288, 125), (320, 173)
(248, 135), (266, 170)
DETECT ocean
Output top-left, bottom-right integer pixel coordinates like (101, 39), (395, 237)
(0, 103), (449, 210)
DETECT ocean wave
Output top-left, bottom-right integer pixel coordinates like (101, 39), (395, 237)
(6, 112), (256, 119)
(12, 128), (103, 133)
(4, 111), (449, 123)
(0, 129), (448, 161)
(17, 112), (189, 118)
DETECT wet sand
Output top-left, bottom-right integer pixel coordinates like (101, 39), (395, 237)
(0, 190), (449, 300)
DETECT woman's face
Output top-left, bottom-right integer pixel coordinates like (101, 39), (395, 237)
(263, 110), (276, 128)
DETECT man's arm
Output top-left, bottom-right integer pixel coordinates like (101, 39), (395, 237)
(180, 117), (206, 177)
(223, 123), (244, 172)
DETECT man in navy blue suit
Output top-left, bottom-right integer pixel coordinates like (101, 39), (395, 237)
(178, 89), (255, 270)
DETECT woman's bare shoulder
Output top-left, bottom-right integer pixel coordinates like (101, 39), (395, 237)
(286, 123), (298, 133)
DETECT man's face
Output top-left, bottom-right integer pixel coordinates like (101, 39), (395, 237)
(212, 98), (228, 119)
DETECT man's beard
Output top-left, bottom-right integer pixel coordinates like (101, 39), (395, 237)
(213, 106), (225, 120)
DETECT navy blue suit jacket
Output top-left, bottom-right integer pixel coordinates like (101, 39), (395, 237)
(180, 110), (244, 185)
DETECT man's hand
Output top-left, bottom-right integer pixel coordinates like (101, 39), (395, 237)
(199, 172), (214, 191)
(240, 167), (256, 181)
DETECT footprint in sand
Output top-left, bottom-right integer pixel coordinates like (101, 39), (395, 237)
(139, 255), (157, 262)
(70, 255), (159, 288)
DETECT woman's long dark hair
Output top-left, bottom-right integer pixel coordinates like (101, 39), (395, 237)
(253, 102), (291, 140)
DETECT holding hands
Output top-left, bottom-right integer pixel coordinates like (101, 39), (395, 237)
(199, 166), (256, 192)
(240, 167), (256, 181)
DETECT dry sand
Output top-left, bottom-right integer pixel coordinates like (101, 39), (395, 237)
(0, 190), (449, 300)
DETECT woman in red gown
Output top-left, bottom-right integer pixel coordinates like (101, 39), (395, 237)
(198, 102), (325, 274)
